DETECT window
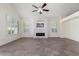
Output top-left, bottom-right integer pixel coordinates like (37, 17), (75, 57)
(6, 15), (18, 34)
(52, 21), (57, 32)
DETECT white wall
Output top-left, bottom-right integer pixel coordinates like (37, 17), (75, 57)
(48, 17), (61, 37)
(19, 16), (34, 37)
(62, 11), (79, 42)
(0, 4), (21, 46)
(20, 16), (61, 37)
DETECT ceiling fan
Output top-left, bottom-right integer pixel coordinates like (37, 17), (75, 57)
(32, 3), (49, 14)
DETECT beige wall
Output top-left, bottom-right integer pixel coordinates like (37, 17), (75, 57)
(62, 16), (79, 42)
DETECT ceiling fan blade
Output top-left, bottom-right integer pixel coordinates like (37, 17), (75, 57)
(32, 5), (38, 9)
(43, 9), (49, 11)
(32, 10), (37, 12)
(42, 3), (47, 8)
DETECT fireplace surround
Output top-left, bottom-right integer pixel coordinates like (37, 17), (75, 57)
(33, 19), (48, 38)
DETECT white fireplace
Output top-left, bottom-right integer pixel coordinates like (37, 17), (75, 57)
(33, 19), (48, 38)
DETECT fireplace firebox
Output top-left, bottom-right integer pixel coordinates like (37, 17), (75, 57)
(36, 33), (45, 36)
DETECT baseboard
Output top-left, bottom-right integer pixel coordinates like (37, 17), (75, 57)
(20, 37), (62, 39)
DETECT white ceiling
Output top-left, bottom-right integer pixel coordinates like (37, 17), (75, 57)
(13, 3), (79, 19)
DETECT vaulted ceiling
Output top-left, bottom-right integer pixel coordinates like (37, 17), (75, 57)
(13, 3), (79, 19)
